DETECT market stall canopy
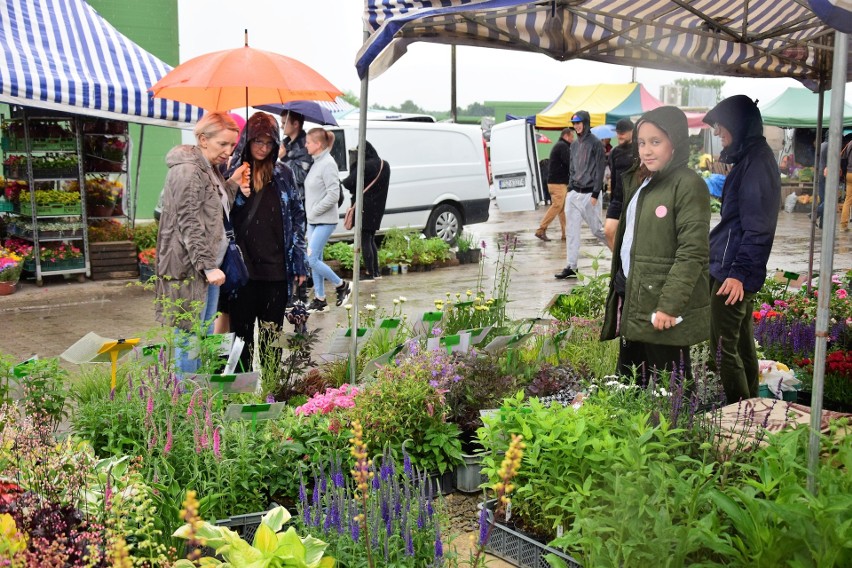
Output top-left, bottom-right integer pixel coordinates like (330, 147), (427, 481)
(0, 0), (202, 127)
(357, 0), (851, 88)
(535, 83), (706, 129)
(759, 87), (852, 128)
(808, 0), (852, 34)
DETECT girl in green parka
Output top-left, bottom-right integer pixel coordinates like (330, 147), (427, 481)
(601, 106), (710, 383)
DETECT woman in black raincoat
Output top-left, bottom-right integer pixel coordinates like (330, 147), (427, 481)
(341, 141), (391, 280)
(224, 112), (308, 371)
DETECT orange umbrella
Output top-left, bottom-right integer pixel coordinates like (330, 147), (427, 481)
(150, 32), (342, 112)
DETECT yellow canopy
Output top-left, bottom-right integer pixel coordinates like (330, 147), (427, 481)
(536, 83), (643, 129)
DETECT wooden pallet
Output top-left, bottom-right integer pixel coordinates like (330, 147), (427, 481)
(89, 240), (138, 280)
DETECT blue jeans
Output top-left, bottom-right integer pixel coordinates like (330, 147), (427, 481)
(174, 283), (220, 374)
(307, 223), (342, 299)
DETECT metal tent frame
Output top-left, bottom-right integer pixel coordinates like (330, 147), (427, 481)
(353, 0), (849, 492)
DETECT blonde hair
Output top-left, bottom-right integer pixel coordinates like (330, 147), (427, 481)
(307, 127), (335, 150)
(194, 112), (239, 142)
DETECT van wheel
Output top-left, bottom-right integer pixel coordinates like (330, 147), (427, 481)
(426, 204), (462, 243)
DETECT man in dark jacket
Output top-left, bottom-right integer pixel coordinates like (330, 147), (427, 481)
(278, 110), (312, 305)
(704, 95), (780, 403)
(278, 111), (312, 198)
(555, 110), (608, 279)
(535, 127), (573, 241)
(604, 118), (635, 249)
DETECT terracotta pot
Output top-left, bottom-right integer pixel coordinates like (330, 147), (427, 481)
(0, 281), (18, 295)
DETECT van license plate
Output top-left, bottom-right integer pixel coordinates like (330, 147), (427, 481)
(498, 176), (526, 189)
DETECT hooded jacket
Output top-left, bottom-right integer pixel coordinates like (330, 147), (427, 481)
(225, 112), (308, 281)
(601, 106), (710, 346)
(703, 95), (780, 292)
(155, 145), (238, 329)
(341, 141), (391, 232)
(568, 110), (606, 197)
(280, 129), (312, 195)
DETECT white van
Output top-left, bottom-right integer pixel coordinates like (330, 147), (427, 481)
(328, 120), (490, 242)
(489, 119), (544, 212)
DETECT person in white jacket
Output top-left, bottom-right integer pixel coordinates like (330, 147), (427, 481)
(303, 128), (351, 312)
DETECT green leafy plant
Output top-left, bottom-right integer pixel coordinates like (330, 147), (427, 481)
(456, 229), (476, 253)
(323, 241), (354, 271)
(173, 506), (334, 567)
(133, 221), (159, 251)
(348, 342), (464, 474)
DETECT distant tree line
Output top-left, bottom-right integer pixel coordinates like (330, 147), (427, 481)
(341, 91), (494, 118)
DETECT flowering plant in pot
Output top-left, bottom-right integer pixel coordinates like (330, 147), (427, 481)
(0, 247), (23, 284)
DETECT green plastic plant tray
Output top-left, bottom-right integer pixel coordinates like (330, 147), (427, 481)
(20, 202), (81, 217)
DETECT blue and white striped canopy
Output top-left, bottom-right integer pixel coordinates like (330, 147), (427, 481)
(358, 0), (851, 88)
(0, 0), (202, 126)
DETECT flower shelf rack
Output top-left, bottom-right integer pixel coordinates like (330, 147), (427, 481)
(479, 500), (581, 568)
(2, 106), (91, 285)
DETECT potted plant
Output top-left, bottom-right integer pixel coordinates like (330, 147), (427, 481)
(138, 248), (156, 282)
(84, 176), (122, 217)
(456, 230), (475, 264)
(0, 247), (24, 294)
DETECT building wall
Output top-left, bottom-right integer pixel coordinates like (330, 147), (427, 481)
(87, 0), (181, 221)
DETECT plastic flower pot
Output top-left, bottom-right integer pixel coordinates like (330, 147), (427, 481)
(455, 452), (487, 493)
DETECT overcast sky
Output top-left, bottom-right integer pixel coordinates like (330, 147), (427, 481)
(178, 0), (849, 112)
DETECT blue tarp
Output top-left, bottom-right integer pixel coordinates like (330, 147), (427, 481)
(705, 174), (726, 198)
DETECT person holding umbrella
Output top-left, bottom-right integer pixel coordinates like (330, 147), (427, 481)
(304, 128), (351, 312)
(224, 112), (308, 371)
(155, 112), (249, 374)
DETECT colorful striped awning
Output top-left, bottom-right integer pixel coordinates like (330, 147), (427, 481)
(0, 0), (202, 126)
(358, 1), (849, 89)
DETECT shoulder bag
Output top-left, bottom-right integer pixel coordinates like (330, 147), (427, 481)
(344, 160), (384, 231)
(220, 207), (250, 298)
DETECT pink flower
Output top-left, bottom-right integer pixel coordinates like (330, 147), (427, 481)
(164, 424), (173, 455)
(146, 395), (154, 417)
(213, 428), (221, 460)
(837, 288), (848, 299)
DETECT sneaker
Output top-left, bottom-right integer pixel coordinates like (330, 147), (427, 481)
(307, 298), (329, 313)
(335, 280), (352, 307)
(554, 267), (578, 279)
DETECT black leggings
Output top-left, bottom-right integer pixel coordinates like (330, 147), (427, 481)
(362, 230), (379, 276)
(229, 279), (288, 372)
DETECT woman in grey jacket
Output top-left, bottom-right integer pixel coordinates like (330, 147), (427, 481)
(601, 106), (710, 384)
(155, 112), (249, 373)
(304, 128), (351, 313)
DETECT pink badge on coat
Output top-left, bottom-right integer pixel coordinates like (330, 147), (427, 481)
(655, 205), (668, 218)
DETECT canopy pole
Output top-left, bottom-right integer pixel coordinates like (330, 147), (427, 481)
(807, 30), (848, 495)
(350, 29), (371, 380)
(451, 46), (457, 123)
(807, 37), (829, 294)
(806, 64), (827, 294)
(131, 125), (144, 228)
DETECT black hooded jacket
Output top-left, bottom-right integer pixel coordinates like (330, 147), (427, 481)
(341, 141), (391, 232)
(703, 95), (779, 292)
